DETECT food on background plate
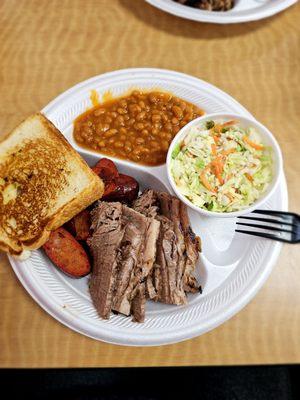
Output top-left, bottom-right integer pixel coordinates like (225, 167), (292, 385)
(43, 227), (91, 277)
(0, 113), (104, 256)
(174, 0), (234, 11)
(74, 90), (204, 166)
(88, 189), (201, 323)
(170, 119), (273, 212)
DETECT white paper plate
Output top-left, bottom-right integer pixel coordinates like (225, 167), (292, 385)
(8, 68), (288, 346)
(145, 0), (297, 24)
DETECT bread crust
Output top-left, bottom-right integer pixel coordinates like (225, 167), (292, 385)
(0, 113), (104, 255)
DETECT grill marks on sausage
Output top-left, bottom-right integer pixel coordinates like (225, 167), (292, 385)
(88, 190), (201, 322)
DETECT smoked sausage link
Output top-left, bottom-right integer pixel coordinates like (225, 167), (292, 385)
(43, 227), (91, 278)
(102, 174), (139, 203)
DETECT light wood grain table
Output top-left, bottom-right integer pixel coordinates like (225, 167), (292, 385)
(0, 0), (299, 368)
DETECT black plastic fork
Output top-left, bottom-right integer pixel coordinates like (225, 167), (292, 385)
(236, 210), (300, 243)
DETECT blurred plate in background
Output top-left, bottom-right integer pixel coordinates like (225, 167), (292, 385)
(145, 0), (298, 24)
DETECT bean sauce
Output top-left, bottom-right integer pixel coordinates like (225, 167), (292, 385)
(73, 90), (204, 166)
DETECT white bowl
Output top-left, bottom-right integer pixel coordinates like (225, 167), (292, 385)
(167, 113), (283, 218)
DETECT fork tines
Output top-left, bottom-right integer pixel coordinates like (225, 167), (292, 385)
(236, 210), (299, 243)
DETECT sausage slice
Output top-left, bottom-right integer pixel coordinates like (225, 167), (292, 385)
(43, 227), (91, 278)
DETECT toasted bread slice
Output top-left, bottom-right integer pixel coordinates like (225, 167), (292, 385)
(0, 113), (104, 255)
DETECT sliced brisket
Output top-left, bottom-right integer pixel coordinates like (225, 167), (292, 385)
(179, 202), (201, 293)
(116, 206), (160, 322)
(146, 274), (157, 300)
(89, 200), (159, 323)
(131, 283), (146, 323)
(133, 190), (161, 301)
(157, 192), (186, 302)
(155, 215), (186, 305)
(88, 189), (201, 323)
(140, 218), (160, 278)
(154, 216), (186, 305)
(88, 202), (124, 319)
(112, 206), (149, 318)
(157, 191), (201, 295)
(133, 189), (158, 218)
(135, 189), (201, 303)
(112, 220), (143, 315)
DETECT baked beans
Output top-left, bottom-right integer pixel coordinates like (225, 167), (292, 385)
(73, 90), (204, 166)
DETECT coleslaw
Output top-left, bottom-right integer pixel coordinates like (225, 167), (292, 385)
(170, 119), (273, 212)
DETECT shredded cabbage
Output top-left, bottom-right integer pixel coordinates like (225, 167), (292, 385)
(170, 119), (273, 212)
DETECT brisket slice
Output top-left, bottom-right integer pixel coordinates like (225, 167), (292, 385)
(179, 202), (201, 293)
(131, 283), (146, 323)
(157, 192), (186, 300)
(133, 189), (158, 218)
(88, 190), (201, 323)
(133, 190), (160, 301)
(154, 215), (186, 305)
(134, 190), (186, 304)
(140, 218), (160, 278)
(88, 202), (124, 319)
(132, 190), (160, 282)
(116, 206), (160, 322)
(130, 216), (160, 304)
(157, 191), (201, 295)
(112, 206), (148, 318)
(146, 274), (157, 300)
(88, 201), (159, 323)
(135, 190), (201, 303)
(111, 220), (144, 316)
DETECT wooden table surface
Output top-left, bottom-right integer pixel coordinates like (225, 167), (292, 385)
(0, 0), (299, 368)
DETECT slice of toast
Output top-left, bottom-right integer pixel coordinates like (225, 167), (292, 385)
(0, 113), (104, 255)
